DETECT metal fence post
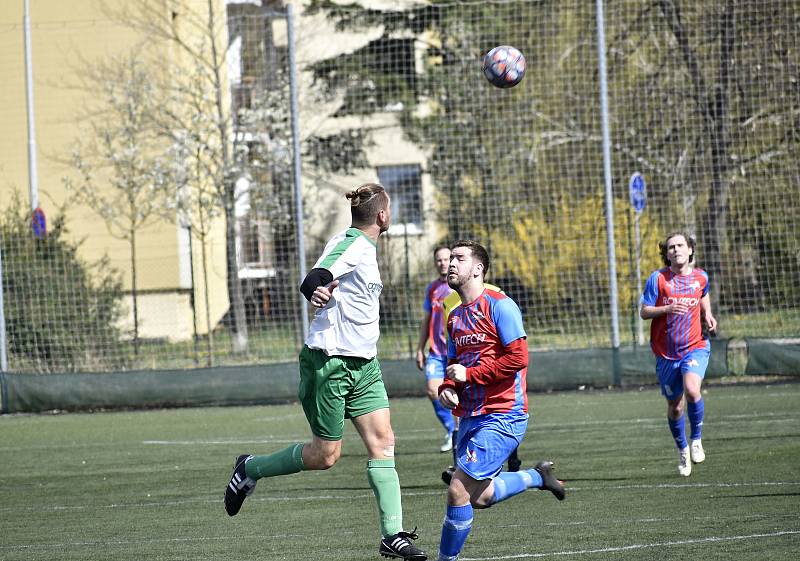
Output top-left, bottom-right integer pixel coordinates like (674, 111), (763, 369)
(0, 244), (7, 373)
(0, 243), (9, 414)
(24, 0), (40, 212)
(595, 0), (622, 385)
(286, 4), (308, 341)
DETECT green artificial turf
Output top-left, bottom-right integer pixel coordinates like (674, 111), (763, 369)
(1, 382), (798, 560)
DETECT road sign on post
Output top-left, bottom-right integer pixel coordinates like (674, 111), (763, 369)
(31, 207), (46, 239)
(629, 172), (646, 213)
(629, 173), (646, 346)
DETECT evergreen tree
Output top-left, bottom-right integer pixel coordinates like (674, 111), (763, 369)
(0, 193), (126, 373)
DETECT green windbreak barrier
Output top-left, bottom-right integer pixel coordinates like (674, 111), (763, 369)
(745, 338), (800, 376)
(1, 365), (299, 414)
(527, 339), (730, 388)
(0, 361), (421, 414)
(1, 340), (744, 414)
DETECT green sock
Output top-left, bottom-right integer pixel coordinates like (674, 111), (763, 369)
(245, 443), (305, 480)
(367, 459), (403, 537)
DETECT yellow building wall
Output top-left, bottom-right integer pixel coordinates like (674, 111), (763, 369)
(0, 1), (230, 340)
(1, 0), (443, 343)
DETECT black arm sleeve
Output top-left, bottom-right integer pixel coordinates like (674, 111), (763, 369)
(299, 268), (334, 301)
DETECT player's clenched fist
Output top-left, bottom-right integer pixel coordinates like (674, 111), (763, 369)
(445, 363), (467, 382)
(439, 387), (460, 410)
(310, 279), (339, 308)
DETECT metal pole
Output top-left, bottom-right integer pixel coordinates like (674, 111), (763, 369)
(287, 4), (308, 340)
(627, 208), (637, 346)
(23, 0), (39, 211)
(595, 0), (622, 385)
(634, 210), (644, 345)
(0, 245), (8, 372)
(0, 244), (6, 413)
(187, 225), (200, 366)
(403, 223), (413, 357)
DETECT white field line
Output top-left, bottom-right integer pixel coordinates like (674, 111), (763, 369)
(560, 389), (800, 406)
(569, 480), (800, 491)
(139, 410), (800, 446)
(1, 526), (797, 554)
(0, 534), (307, 551)
(493, 512), (797, 530)
(1, 481), (798, 514)
(460, 530), (800, 560)
(0, 411), (795, 453)
(0, 388), (797, 425)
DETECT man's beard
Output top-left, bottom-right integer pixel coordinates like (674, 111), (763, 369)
(447, 273), (466, 289)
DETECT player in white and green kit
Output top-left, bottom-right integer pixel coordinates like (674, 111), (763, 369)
(224, 183), (427, 561)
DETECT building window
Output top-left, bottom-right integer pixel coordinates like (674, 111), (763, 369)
(377, 164), (423, 233)
(226, 1), (286, 115)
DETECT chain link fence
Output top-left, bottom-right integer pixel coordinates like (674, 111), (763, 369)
(1, 0), (798, 380)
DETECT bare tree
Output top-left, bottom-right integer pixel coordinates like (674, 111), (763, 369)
(164, 63), (228, 366)
(63, 53), (170, 355)
(102, 0), (251, 352)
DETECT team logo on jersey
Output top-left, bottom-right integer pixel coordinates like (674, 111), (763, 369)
(662, 296), (699, 307)
(690, 281), (701, 290)
(466, 448), (478, 463)
(454, 333), (487, 346)
(472, 310), (485, 321)
(367, 282), (383, 294)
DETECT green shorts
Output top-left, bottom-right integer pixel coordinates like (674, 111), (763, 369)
(298, 345), (390, 441)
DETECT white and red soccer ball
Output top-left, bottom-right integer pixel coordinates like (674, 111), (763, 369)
(482, 45), (526, 88)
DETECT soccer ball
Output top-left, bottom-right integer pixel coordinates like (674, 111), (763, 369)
(482, 45), (526, 88)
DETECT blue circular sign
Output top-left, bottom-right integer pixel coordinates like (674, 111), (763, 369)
(629, 173), (646, 212)
(32, 207), (46, 238)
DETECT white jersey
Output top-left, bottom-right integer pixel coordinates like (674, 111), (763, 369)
(304, 228), (383, 358)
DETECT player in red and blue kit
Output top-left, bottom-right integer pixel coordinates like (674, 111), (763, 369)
(415, 246), (456, 452)
(640, 231), (718, 477)
(436, 241), (565, 561)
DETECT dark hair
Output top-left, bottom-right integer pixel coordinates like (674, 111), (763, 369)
(346, 183), (388, 226)
(451, 239), (490, 276)
(659, 231), (696, 266)
(433, 245), (450, 258)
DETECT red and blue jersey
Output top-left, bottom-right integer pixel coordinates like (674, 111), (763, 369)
(424, 278), (453, 357)
(641, 267), (710, 360)
(445, 289), (528, 416)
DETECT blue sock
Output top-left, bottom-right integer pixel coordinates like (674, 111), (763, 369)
(687, 398), (704, 441)
(438, 504), (472, 561)
(668, 414), (688, 449)
(432, 399), (455, 433)
(490, 469), (543, 505)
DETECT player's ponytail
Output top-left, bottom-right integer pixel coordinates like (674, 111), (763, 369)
(347, 183), (388, 226)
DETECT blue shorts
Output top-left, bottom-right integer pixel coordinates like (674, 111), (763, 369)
(455, 412), (528, 480)
(425, 353), (447, 381)
(656, 345), (711, 400)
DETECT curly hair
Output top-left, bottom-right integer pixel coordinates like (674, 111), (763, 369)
(658, 231), (696, 267)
